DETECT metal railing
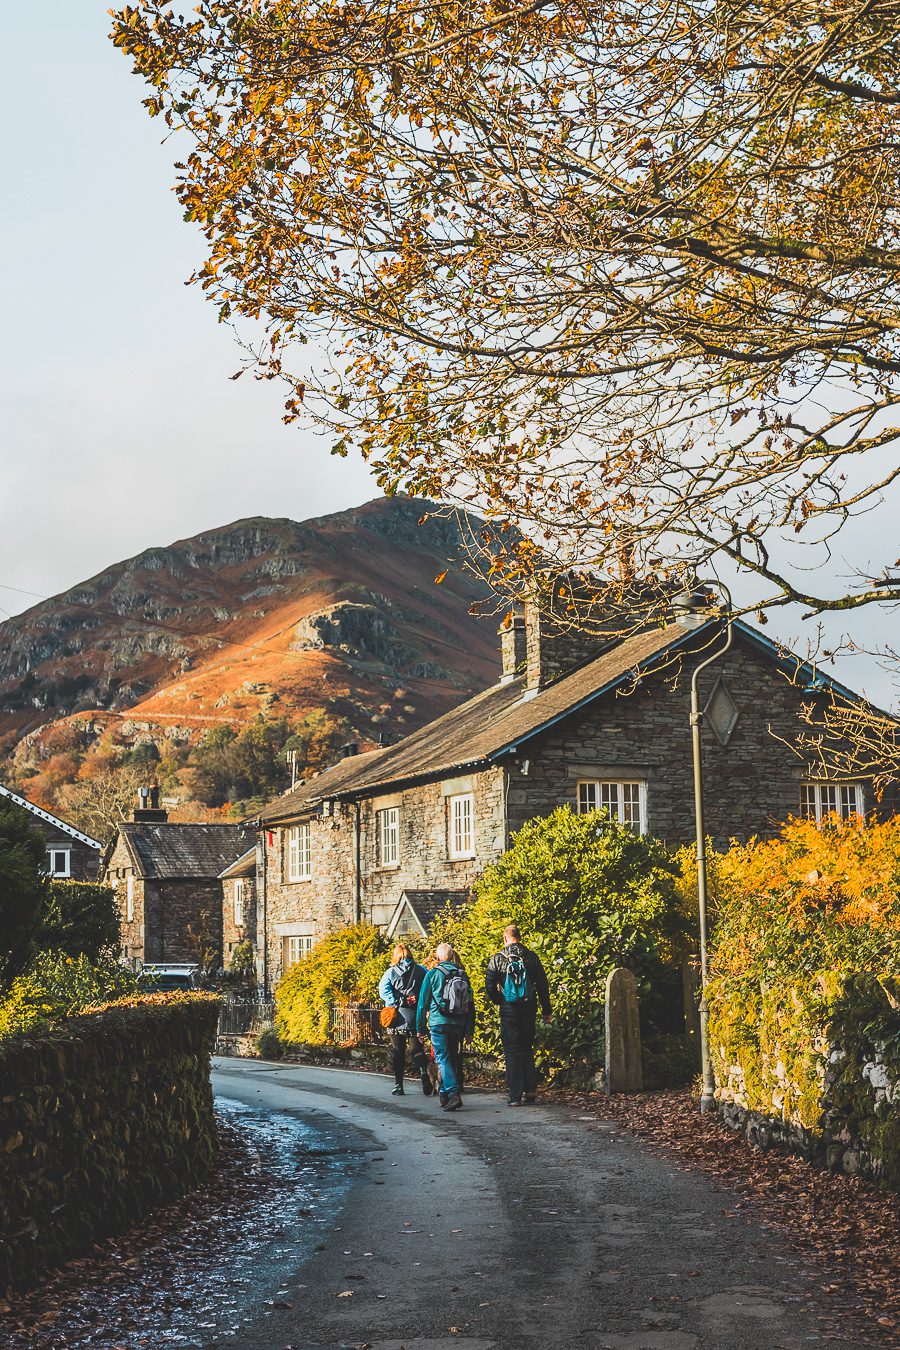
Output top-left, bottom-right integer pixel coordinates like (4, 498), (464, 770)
(331, 1002), (382, 1046)
(217, 996), (275, 1037)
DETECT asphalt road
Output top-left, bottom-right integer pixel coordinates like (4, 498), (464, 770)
(211, 1057), (855, 1350)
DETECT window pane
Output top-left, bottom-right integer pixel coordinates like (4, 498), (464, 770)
(621, 783), (641, 827)
(599, 782), (618, 817)
(799, 784), (816, 819)
(839, 785), (858, 818)
(820, 785), (838, 817)
(449, 794), (473, 856)
(577, 782), (597, 814)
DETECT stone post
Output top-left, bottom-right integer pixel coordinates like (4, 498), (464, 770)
(605, 967), (643, 1093)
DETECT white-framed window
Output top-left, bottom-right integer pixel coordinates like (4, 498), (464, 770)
(376, 807), (400, 868)
(800, 782), (864, 823)
(47, 848), (71, 877)
(576, 780), (647, 833)
(447, 792), (475, 860)
(126, 874), (134, 923)
(233, 878), (246, 928)
(286, 823), (312, 881)
(283, 933), (313, 971)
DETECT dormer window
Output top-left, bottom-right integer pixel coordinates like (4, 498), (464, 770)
(47, 848), (71, 878)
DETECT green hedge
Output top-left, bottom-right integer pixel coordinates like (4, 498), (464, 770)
(0, 992), (221, 1291)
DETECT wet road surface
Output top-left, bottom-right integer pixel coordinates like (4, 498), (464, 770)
(209, 1057), (861, 1350)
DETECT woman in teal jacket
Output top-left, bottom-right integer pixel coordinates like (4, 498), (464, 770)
(416, 943), (475, 1111)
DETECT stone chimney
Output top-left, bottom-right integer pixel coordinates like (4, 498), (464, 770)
(523, 592), (616, 691)
(499, 610), (527, 683)
(132, 783), (168, 824)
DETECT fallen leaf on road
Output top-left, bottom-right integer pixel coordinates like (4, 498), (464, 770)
(336, 1291), (353, 1298)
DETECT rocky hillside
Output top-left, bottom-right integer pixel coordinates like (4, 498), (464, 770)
(0, 498), (502, 795)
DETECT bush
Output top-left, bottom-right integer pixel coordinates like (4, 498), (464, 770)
(38, 880), (121, 962)
(256, 1023), (283, 1059)
(0, 802), (47, 989)
(707, 817), (900, 1186)
(275, 923), (391, 1045)
(0, 951), (139, 1038)
(434, 808), (691, 1075)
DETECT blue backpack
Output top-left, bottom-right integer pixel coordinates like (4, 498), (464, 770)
(502, 955), (532, 1003)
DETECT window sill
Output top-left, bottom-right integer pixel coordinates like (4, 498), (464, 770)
(376, 863), (401, 872)
(447, 854), (476, 863)
(285, 876), (313, 884)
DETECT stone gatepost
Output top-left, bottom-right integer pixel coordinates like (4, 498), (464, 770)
(605, 967), (643, 1093)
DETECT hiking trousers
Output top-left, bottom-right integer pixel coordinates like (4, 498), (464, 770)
(499, 1003), (538, 1101)
(390, 1030), (427, 1087)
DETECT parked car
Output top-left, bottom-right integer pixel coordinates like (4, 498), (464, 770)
(138, 963), (204, 992)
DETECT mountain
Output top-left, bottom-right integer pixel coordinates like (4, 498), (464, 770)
(0, 497), (502, 799)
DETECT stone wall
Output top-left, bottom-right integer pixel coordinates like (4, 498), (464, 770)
(0, 994), (220, 1291)
(222, 875), (257, 961)
(105, 832), (224, 968)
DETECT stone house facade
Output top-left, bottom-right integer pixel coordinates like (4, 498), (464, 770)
(219, 847), (258, 962)
(102, 791), (248, 968)
(0, 784), (102, 880)
(254, 610), (890, 993)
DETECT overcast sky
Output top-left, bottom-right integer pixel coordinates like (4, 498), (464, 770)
(2, 5), (896, 710)
(0, 2), (376, 622)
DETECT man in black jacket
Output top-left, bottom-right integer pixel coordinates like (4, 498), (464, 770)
(485, 924), (552, 1106)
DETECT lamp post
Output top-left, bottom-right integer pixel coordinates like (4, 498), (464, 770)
(672, 581), (733, 1114)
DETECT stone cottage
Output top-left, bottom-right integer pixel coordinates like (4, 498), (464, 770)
(102, 788), (249, 968)
(219, 846), (258, 964)
(254, 608), (886, 991)
(0, 783), (103, 880)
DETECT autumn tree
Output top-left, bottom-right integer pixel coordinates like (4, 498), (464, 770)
(111, 1), (900, 739)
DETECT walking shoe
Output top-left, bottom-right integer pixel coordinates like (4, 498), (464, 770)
(507, 1097), (522, 1106)
(392, 1084), (405, 1095)
(421, 1069), (434, 1097)
(523, 1094), (536, 1104)
(445, 1093), (463, 1111)
(439, 1090), (450, 1108)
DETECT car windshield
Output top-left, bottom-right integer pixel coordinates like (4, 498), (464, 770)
(139, 973), (195, 990)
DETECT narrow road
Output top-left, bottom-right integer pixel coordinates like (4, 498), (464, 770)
(212, 1057), (855, 1350)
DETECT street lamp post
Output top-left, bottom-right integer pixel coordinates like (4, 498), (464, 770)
(673, 582), (733, 1114)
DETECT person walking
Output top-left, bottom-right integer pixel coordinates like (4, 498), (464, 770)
(416, 942), (475, 1111)
(378, 944), (432, 1096)
(485, 924), (552, 1106)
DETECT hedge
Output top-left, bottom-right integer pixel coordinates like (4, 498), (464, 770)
(0, 992), (221, 1291)
(707, 817), (900, 1188)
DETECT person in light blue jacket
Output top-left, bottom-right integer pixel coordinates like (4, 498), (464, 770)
(378, 944), (431, 1096)
(416, 943), (476, 1112)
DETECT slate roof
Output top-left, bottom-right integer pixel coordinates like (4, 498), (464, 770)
(218, 846), (257, 880)
(396, 890), (470, 931)
(0, 783), (103, 849)
(259, 621), (696, 822)
(119, 823), (248, 880)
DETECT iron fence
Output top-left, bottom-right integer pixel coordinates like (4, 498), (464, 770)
(217, 996), (275, 1037)
(331, 1002), (382, 1046)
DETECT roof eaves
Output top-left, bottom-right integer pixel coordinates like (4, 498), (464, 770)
(485, 623), (704, 759)
(0, 784), (103, 850)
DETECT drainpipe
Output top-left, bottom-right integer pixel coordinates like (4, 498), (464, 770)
(354, 801), (362, 925)
(257, 818), (269, 998)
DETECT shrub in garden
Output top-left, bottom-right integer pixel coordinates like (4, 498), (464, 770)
(275, 922), (391, 1044)
(0, 951), (139, 1038)
(37, 879), (121, 962)
(434, 808), (691, 1077)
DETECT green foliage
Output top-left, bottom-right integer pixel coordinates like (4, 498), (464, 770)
(256, 1023), (283, 1059)
(226, 938), (256, 985)
(0, 951), (139, 1038)
(436, 808), (690, 1074)
(192, 718), (293, 807)
(37, 880), (121, 962)
(0, 993), (220, 1291)
(275, 923), (390, 1045)
(0, 802), (48, 990)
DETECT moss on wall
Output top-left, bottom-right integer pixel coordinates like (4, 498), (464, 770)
(0, 992), (221, 1291)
